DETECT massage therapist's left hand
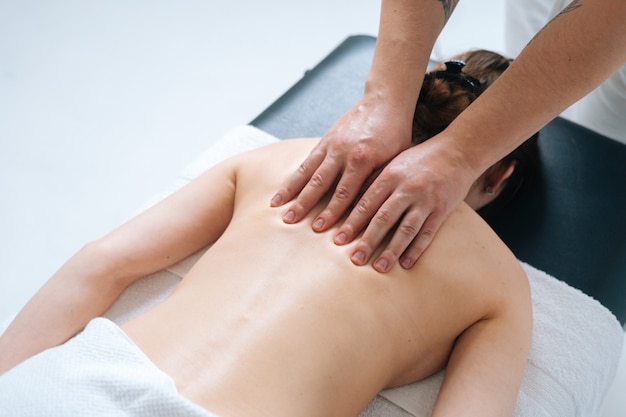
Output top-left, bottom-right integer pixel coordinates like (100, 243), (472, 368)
(270, 93), (412, 234)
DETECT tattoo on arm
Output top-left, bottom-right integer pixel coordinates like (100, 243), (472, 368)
(437, 0), (460, 23)
(528, 0), (582, 45)
(558, 0), (582, 16)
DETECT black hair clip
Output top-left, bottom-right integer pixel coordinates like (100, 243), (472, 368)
(427, 60), (482, 94)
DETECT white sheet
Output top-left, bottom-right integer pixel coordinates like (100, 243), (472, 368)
(0, 317), (216, 417)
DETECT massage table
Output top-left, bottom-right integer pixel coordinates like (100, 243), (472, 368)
(5, 35), (624, 416)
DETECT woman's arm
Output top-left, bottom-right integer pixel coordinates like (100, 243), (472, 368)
(0, 157), (240, 374)
(431, 266), (533, 417)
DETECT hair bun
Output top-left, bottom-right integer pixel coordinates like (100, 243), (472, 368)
(412, 49), (512, 144)
(412, 77), (476, 143)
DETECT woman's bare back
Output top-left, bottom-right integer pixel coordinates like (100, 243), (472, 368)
(121, 139), (530, 417)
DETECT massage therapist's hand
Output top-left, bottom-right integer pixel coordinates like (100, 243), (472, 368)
(270, 95), (412, 232)
(338, 136), (478, 273)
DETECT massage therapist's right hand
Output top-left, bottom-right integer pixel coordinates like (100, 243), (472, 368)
(270, 95), (412, 233)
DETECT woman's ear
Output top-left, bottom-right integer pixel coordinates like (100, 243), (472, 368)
(484, 160), (516, 195)
(465, 160), (516, 210)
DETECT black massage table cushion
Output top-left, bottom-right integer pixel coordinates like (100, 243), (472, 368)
(251, 35), (626, 324)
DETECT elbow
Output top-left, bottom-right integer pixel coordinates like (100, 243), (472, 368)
(78, 238), (138, 292)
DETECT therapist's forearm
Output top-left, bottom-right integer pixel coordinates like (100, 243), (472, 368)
(441, 0), (626, 177)
(365, 0), (456, 119)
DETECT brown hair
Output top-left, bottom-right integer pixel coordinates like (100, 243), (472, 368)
(412, 49), (540, 213)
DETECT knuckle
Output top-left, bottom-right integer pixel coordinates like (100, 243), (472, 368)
(333, 185), (352, 201)
(386, 159), (409, 176)
(419, 225), (437, 240)
(373, 208), (393, 225)
(386, 169), (408, 186)
(296, 159), (311, 177)
(355, 197), (371, 215)
(347, 147), (369, 166)
(310, 172), (325, 189)
(344, 146), (360, 160)
(398, 221), (419, 238)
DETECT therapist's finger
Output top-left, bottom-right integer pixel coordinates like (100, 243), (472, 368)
(347, 194), (409, 268)
(396, 212), (446, 269)
(333, 170), (391, 246)
(371, 208), (436, 273)
(310, 163), (374, 232)
(281, 158), (343, 224)
(270, 149), (326, 208)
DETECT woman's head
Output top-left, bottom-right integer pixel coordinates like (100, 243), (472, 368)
(412, 49), (540, 212)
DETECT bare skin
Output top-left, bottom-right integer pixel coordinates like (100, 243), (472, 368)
(0, 139), (531, 417)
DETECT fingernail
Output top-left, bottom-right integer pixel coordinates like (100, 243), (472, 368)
(313, 217), (325, 230)
(400, 257), (412, 269)
(284, 210), (295, 222)
(352, 250), (366, 265)
(270, 194), (282, 207)
(374, 258), (389, 272)
(334, 232), (347, 245)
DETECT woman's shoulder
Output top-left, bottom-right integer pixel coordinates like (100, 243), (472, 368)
(232, 137), (320, 180)
(420, 202), (526, 291)
(224, 137), (321, 203)
(436, 203), (518, 266)
(237, 137), (320, 158)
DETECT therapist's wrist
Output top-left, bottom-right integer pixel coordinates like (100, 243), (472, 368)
(362, 81), (420, 129)
(434, 127), (491, 186)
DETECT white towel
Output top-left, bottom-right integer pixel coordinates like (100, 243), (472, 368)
(0, 317), (216, 417)
(2, 125), (623, 416)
